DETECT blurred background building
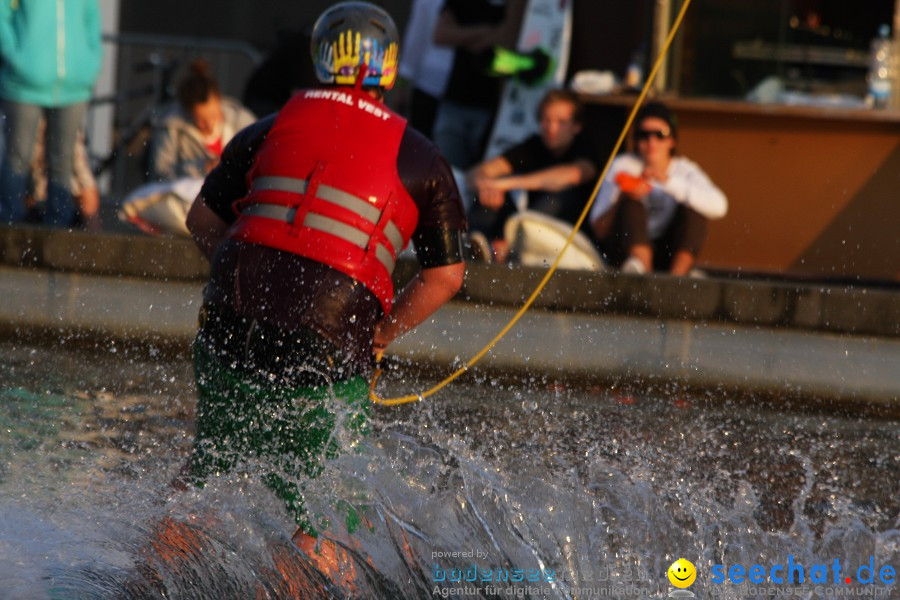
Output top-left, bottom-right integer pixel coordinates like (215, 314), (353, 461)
(91, 0), (899, 282)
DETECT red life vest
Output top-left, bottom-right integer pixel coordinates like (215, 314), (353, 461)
(229, 87), (418, 314)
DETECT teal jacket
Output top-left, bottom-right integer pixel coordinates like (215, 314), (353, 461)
(0, 0), (102, 106)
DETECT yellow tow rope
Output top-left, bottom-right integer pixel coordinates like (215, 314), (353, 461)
(371, 0), (693, 406)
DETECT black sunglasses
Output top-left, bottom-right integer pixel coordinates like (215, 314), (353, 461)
(635, 128), (671, 141)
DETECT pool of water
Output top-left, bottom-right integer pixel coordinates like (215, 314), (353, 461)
(0, 340), (897, 599)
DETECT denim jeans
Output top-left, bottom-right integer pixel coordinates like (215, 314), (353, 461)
(0, 100), (87, 226)
(431, 100), (494, 171)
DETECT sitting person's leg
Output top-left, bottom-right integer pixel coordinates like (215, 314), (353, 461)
(652, 205), (708, 275)
(594, 197), (651, 270)
(467, 195), (516, 262)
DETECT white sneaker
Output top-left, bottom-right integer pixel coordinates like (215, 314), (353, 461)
(467, 231), (492, 263)
(620, 256), (647, 275)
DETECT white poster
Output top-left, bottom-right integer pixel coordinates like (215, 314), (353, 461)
(483, 0), (573, 159)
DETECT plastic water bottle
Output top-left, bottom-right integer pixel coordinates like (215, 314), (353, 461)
(625, 47), (645, 90)
(867, 24), (893, 108)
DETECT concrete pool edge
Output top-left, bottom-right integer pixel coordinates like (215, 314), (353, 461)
(2, 225), (898, 339)
(1, 266), (897, 408)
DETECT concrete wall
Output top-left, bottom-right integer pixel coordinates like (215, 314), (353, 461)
(2, 226), (897, 339)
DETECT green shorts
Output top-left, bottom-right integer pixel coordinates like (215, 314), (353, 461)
(189, 339), (370, 537)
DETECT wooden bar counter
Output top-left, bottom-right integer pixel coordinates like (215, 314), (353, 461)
(579, 93), (900, 282)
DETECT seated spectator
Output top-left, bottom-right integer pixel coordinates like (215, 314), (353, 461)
(466, 89), (598, 263)
(589, 102), (727, 276)
(149, 58), (256, 182)
(122, 59), (255, 236)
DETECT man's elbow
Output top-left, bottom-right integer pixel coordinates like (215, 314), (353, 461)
(426, 261), (466, 299)
(441, 262), (466, 296)
(708, 194), (729, 219)
(185, 196), (206, 236)
(185, 194), (229, 257)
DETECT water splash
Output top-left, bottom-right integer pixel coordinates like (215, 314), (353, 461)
(0, 341), (897, 598)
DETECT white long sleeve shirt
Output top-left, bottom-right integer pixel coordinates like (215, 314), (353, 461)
(589, 154), (728, 240)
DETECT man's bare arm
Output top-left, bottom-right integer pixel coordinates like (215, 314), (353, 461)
(481, 158), (597, 193)
(373, 262), (466, 351)
(186, 195), (229, 261)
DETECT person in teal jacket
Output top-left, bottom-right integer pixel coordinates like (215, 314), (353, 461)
(0, 0), (102, 226)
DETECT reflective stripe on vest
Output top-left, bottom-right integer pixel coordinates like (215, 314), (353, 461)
(243, 175), (403, 274)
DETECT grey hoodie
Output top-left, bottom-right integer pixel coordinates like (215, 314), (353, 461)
(149, 96), (256, 182)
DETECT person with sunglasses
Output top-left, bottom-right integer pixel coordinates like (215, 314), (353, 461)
(589, 102), (727, 275)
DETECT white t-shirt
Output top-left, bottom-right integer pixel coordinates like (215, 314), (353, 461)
(589, 154), (728, 240)
(398, 0), (455, 99)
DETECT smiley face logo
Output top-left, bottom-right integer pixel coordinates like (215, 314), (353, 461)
(667, 558), (696, 588)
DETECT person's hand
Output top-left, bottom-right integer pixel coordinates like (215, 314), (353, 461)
(475, 178), (506, 210)
(615, 172), (651, 200)
(373, 322), (390, 356)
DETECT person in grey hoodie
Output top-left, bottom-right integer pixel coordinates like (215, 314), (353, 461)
(149, 58), (256, 183)
(0, 0), (102, 226)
